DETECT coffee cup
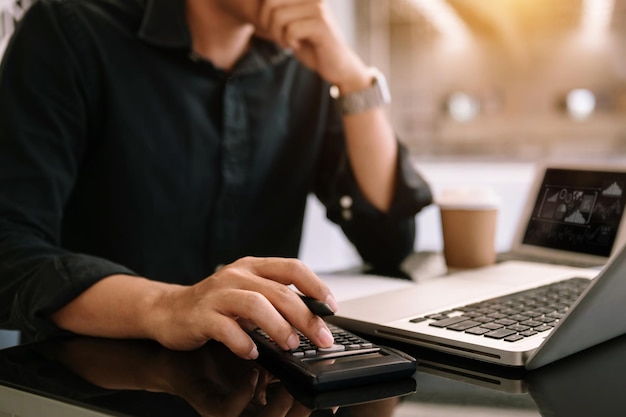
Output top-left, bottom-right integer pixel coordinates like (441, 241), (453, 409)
(437, 186), (500, 269)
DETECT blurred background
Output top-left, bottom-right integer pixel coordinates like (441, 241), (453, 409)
(349, 0), (626, 162)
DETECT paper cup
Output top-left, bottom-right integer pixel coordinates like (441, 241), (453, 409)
(437, 186), (500, 269)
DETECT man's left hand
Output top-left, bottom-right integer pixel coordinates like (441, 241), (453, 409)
(256, 0), (371, 94)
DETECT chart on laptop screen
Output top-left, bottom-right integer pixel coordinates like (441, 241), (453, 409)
(522, 168), (626, 257)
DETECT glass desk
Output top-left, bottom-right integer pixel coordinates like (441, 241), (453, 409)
(1, 330), (625, 417)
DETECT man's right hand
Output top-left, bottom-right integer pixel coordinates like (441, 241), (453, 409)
(151, 257), (337, 358)
(52, 256), (338, 360)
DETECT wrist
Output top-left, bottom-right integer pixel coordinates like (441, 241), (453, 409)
(330, 67), (391, 116)
(331, 67), (373, 95)
(140, 280), (186, 343)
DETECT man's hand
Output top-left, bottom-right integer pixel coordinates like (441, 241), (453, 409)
(255, 0), (371, 94)
(52, 257), (338, 360)
(152, 257), (337, 358)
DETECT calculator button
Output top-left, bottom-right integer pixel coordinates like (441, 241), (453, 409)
(318, 344), (346, 353)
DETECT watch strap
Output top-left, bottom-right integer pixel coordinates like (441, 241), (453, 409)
(330, 68), (391, 115)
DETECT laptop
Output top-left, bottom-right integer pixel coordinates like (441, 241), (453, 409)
(497, 163), (626, 267)
(327, 164), (626, 369)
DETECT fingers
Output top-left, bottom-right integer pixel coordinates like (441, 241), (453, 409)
(233, 258), (339, 346)
(211, 314), (261, 360)
(265, 1), (324, 49)
(213, 258), (337, 350)
(242, 257), (338, 312)
(216, 287), (333, 355)
(224, 290), (302, 351)
(257, 285), (335, 349)
(259, 0), (328, 47)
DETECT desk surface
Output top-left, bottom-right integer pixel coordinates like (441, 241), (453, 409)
(1, 329), (625, 417)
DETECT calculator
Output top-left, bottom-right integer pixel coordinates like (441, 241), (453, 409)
(250, 323), (417, 391)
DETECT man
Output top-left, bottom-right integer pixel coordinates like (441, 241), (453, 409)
(0, 0), (432, 359)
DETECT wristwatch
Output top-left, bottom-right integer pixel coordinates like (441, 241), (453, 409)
(329, 67), (391, 115)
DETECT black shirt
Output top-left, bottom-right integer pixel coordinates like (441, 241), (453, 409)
(0, 0), (432, 340)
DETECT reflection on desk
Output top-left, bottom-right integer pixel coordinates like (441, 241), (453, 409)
(1, 332), (626, 416)
(0, 336), (415, 417)
(398, 332), (626, 416)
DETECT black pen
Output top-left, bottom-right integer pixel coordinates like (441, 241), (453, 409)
(299, 294), (335, 317)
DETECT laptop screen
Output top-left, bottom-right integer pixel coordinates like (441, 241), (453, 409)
(521, 168), (626, 257)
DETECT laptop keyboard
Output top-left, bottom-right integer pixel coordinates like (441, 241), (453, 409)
(410, 277), (591, 342)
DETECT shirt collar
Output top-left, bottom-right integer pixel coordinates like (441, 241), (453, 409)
(137, 0), (291, 72)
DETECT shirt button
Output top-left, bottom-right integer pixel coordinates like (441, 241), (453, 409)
(342, 209), (352, 221)
(340, 195), (353, 209)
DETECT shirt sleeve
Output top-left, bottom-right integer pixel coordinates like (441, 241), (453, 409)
(0, 2), (136, 341)
(314, 101), (434, 272)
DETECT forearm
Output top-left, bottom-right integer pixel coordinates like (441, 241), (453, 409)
(51, 274), (182, 342)
(322, 52), (398, 214)
(342, 106), (398, 213)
